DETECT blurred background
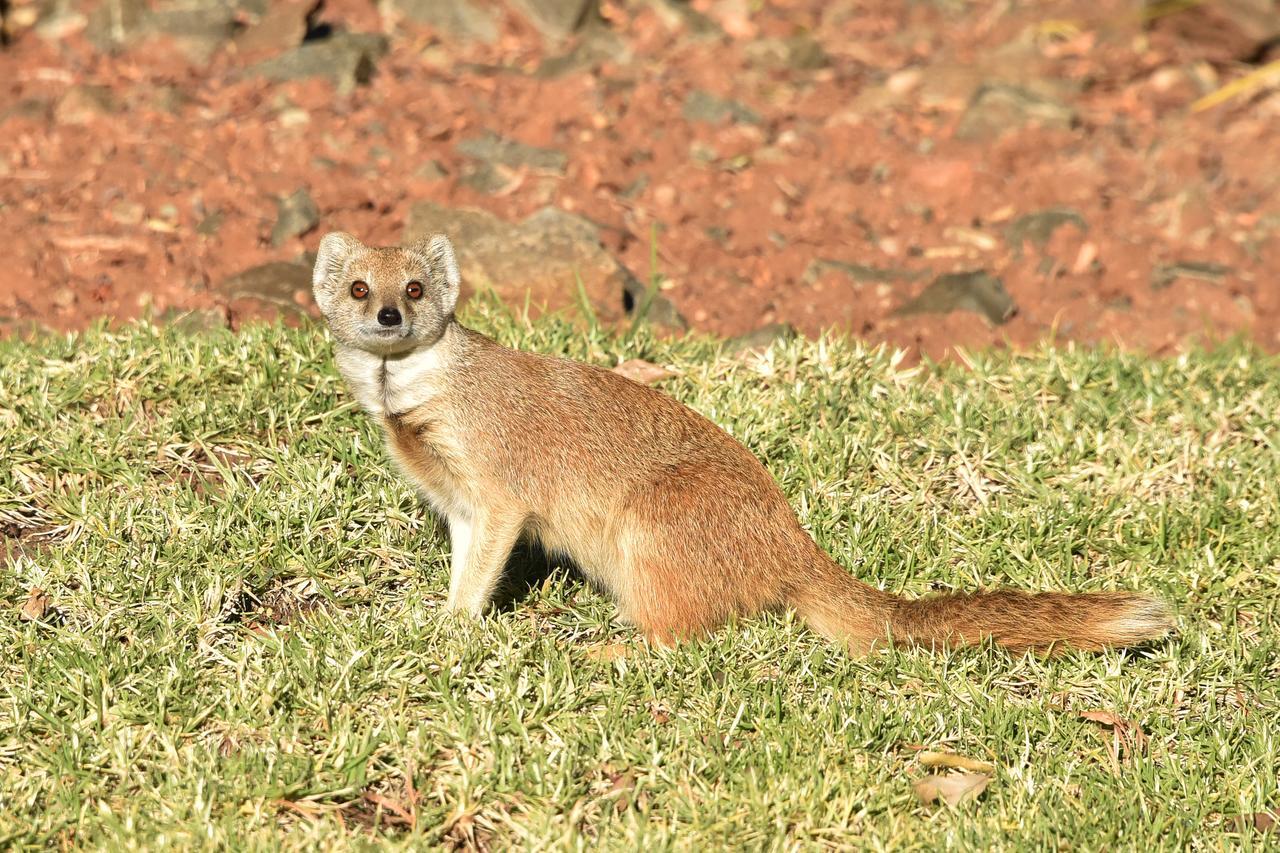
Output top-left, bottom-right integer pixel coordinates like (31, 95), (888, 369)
(1, 0), (1277, 359)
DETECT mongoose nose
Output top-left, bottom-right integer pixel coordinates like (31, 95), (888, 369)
(377, 306), (402, 327)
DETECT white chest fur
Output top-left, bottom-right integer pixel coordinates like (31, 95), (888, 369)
(335, 344), (448, 416)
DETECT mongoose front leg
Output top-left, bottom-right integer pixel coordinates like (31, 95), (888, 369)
(444, 511), (523, 616)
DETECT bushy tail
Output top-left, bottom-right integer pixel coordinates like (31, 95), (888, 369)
(790, 557), (1173, 654)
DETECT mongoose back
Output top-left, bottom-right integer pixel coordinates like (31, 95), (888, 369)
(312, 231), (1173, 653)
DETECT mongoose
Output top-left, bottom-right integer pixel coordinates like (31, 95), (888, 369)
(311, 231), (1173, 653)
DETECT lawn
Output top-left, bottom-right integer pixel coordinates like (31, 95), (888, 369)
(1, 306), (1277, 849)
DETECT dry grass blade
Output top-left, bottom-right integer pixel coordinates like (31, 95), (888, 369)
(913, 772), (991, 807)
(1192, 59), (1280, 112)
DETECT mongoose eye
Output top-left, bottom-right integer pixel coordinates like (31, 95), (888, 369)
(405, 280), (423, 300)
(350, 281), (369, 300)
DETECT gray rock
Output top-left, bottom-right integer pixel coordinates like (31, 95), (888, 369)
(86, 0), (238, 62)
(506, 0), (600, 39)
(1151, 261), (1232, 290)
(682, 89), (761, 125)
(196, 210), (225, 236)
(403, 202), (685, 331)
(648, 0), (721, 37)
(248, 31), (389, 94)
(1005, 208), (1087, 258)
(725, 322), (797, 354)
(803, 258), (923, 285)
(217, 261), (313, 316)
(955, 83), (1076, 140)
(456, 131), (568, 173)
(53, 85), (117, 125)
(270, 189), (320, 247)
(234, 0), (319, 60)
(535, 23), (631, 78)
(161, 306), (230, 333)
(388, 0), (497, 42)
(894, 271), (1016, 325)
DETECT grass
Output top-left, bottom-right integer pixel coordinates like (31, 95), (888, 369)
(1, 304), (1277, 849)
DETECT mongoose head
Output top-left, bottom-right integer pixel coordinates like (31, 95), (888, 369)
(311, 231), (461, 355)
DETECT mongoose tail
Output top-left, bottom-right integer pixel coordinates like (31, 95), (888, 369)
(791, 556), (1173, 654)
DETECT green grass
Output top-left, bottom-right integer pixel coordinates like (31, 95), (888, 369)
(1, 305), (1277, 849)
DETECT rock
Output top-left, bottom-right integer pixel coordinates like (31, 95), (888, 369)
(535, 23), (631, 77)
(506, 0), (600, 39)
(1148, 0), (1280, 63)
(894, 271), (1016, 325)
(386, 0), (497, 43)
(803, 258), (923, 285)
(415, 160), (448, 181)
(248, 31), (389, 94)
(217, 261), (314, 321)
(455, 131), (568, 173)
(32, 0), (88, 40)
(744, 34), (828, 70)
(725, 322), (797, 353)
(1005, 208), (1087, 258)
(85, 0), (238, 62)
(1151, 261), (1231, 290)
(648, 0), (722, 37)
(271, 189), (320, 246)
(682, 89), (761, 125)
(196, 210), (225, 236)
(160, 306), (230, 333)
(403, 201), (685, 331)
(53, 85), (116, 125)
(234, 0), (319, 61)
(955, 83), (1076, 140)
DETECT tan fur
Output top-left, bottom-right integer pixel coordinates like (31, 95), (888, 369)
(312, 232), (1175, 653)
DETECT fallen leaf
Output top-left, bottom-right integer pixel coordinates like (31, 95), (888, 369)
(1225, 810), (1278, 832)
(612, 359), (676, 385)
(918, 750), (996, 773)
(913, 772), (991, 806)
(19, 587), (49, 621)
(585, 642), (628, 662)
(606, 770), (637, 813)
(1078, 709), (1148, 769)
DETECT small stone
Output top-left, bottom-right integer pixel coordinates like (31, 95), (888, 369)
(402, 201), (684, 332)
(1005, 208), (1087, 258)
(682, 89), (761, 125)
(218, 261), (314, 321)
(196, 210), (225, 237)
(234, 0), (320, 60)
(455, 131), (568, 173)
(109, 201), (146, 226)
(956, 83), (1076, 140)
(386, 0), (497, 43)
(160, 306), (230, 333)
(53, 85), (116, 125)
(894, 271), (1016, 325)
(415, 160), (448, 181)
(1151, 261), (1232, 290)
(271, 189), (320, 247)
(507, 0), (600, 39)
(804, 259), (923, 286)
(725, 322), (797, 354)
(247, 32), (389, 94)
(535, 24), (631, 77)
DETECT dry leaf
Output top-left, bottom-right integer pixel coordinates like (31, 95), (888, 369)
(913, 772), (991, 806)
(585, 642), (628, 662)
(1226, 810), (1278, 832)
(606, 770), (637, 814)
(1079, 709), (1148, 768)
(20, 587), (49, 621)
(918, 750), (996, 773)
(612, 359), (676, 385)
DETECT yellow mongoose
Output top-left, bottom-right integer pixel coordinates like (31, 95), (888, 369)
(312, 231), (1173, 652)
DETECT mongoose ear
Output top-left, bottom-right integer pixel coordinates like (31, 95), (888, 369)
(408, 234), (462, 316)
(312, 232), (364, 312)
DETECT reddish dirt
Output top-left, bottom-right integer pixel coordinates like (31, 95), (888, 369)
(1, 0), (1278, 360)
